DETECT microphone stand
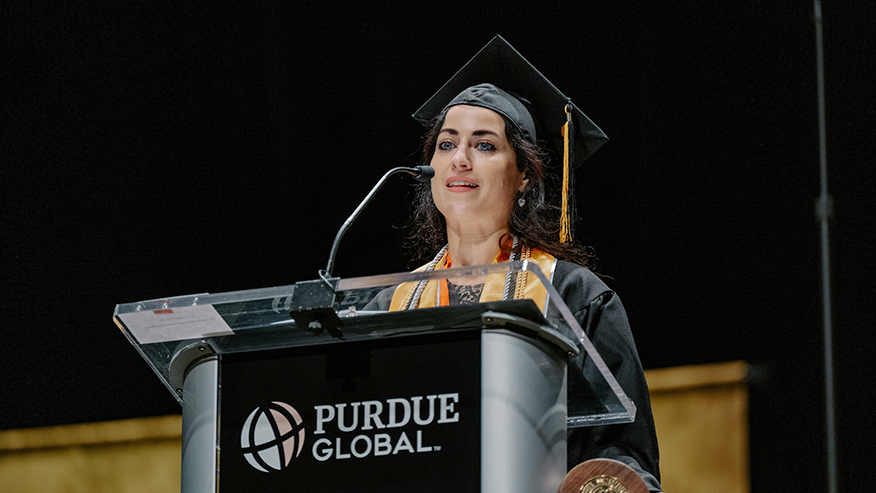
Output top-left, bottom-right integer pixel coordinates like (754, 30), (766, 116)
(813, 2), (836, 492)
(322, 165), (433, 279)
(288, 165), (433, 336)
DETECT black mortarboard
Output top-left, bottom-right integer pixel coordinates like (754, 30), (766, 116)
(412, 34), (607, 169)
(412, 35), (607, 243)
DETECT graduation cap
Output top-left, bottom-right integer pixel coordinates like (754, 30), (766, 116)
(412, 35), (607, 243)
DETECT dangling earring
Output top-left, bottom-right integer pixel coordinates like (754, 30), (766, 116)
(518, 196), (526, 207)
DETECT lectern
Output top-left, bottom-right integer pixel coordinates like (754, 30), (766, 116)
(114, 261), (636, 493)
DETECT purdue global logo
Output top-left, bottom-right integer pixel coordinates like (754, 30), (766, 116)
(240, 402), (306, 472)
(240, 393), (461, 471)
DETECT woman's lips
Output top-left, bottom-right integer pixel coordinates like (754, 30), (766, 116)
(446, 178), (478, 191)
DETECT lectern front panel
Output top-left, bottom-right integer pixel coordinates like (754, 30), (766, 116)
(219, 331), (481, 492)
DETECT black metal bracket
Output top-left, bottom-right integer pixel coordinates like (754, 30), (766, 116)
(289, 277), (344, 339)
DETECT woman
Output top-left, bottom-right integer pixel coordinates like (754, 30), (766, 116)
(372, 37), (663, 492)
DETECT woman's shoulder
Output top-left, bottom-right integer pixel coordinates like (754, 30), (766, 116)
(554, 260), (610, 292)
(552, 260), (616, 311)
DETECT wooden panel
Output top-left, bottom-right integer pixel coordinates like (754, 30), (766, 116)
(645, 361), (749, 493)
(0, 416), (181, 493)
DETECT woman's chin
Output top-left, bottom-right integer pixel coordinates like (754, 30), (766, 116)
(443, 211), (509, 232)
(440, 205), (483, 221)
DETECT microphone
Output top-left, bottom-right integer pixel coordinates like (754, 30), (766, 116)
(410, 165), (434, 182)
(321, 166), (434, 278)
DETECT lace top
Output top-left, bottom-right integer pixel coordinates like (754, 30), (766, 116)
(446, 281), (484, 305)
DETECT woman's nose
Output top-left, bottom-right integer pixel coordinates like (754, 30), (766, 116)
(450, 146), (471, 170)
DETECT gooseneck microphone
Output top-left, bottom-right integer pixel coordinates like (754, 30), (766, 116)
(322, 166), (434, 278)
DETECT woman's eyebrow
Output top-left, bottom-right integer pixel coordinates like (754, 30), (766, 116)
(439, 128), (500, 137)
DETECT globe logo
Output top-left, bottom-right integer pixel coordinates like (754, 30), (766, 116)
(240, 402), (306, 472)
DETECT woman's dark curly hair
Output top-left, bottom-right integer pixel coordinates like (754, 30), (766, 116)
(405, 107), (597, 269)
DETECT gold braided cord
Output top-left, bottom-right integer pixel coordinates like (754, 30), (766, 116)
(513, 246), (532, 299)
(398, 282), (417, 310)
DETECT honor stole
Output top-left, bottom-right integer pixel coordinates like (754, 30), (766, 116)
(389, 248), (557, 314)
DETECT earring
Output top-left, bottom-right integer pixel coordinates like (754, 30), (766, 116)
(518, 197), (526, 207)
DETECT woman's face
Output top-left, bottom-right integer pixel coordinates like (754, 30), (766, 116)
(430, 105), (527, 230)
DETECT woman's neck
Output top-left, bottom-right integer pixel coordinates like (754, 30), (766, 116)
(445, 224), (508, 268)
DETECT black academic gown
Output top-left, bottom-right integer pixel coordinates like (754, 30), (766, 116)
(550, 261), (662, 492)
(367, 260), (663, 492)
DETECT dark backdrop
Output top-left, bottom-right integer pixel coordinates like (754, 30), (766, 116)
(3, 2), (874, 491)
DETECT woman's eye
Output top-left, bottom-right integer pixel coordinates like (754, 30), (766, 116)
(438, 141), (455, 151)
(476, 142), (496, 152)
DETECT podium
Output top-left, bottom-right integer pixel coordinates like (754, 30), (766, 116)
(114, 261), (636, 492)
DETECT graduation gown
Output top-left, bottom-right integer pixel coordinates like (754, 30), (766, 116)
(551, 261), (662, 492)
(368, 258), (662, 492)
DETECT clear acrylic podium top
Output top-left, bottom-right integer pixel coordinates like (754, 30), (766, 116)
(113, 260), (636, 428)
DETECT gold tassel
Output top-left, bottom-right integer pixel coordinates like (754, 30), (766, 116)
(560, 104), (572, 243)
